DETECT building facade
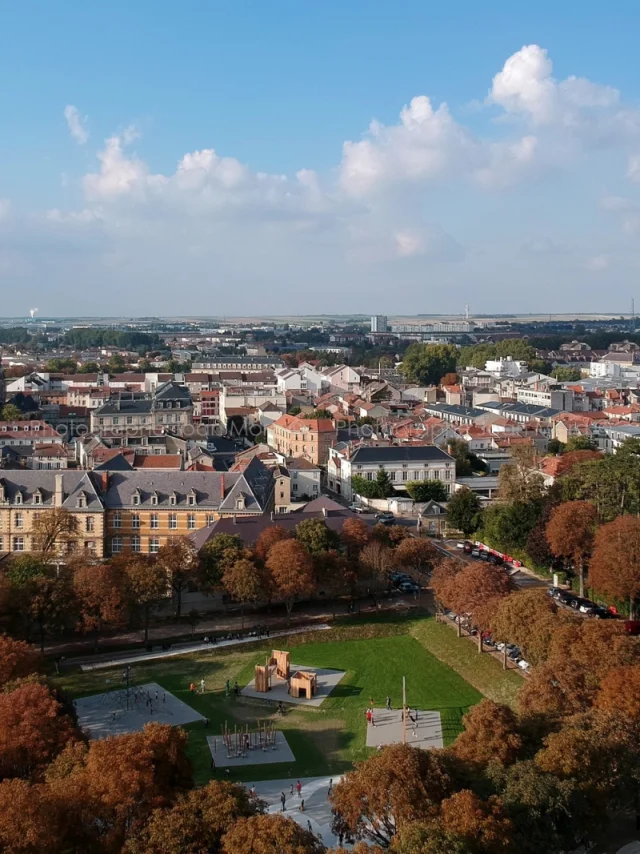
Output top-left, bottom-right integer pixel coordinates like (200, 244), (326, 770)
(266, 414), (336, 465)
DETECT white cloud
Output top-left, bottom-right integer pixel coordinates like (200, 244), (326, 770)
(64, 105), (89, 145)
(586, 254), (610, 272)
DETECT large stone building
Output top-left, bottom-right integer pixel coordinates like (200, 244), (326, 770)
(266, 414), (336, 465)
(91, 382), (193, 435)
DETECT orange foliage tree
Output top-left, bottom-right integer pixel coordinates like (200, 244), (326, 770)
(222, 558), (267, 629)
(155, 536), (199, 620)
(491, 589), (563, 666)
(0, 634), (41, 688)
(266, 539), (315, 626)
(254, 525), (293, 563)
(340, 517), (370, 560)
(589, 515), (640, 618)
(221, 813), (325, 854)
(453, 700), (523, 769)
(545, 500), (598, 597)
(73, 564), (127, 652)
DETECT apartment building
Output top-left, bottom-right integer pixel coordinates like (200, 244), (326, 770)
(0, 421), (64, 449)
(91, 382), (193, 434)
(266, 414), (336, 465)
(515, 386), (574, 411)
(327, 445), (455, 501)
(0, 472), (105, 557)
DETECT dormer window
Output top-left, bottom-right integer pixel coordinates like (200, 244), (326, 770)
(33, 490), (42, 506)
(187, 491), (196, 506)
(77, 492), (87, 509)
(169, 492), (177, 506)
(14, 492), (23, 505)
(235, 495), (246, 511)
(132, 490), (141, 506)
(151, 492), (158, 506)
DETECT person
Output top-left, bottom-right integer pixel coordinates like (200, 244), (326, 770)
(200, 677), (205, 694)
(234, 681), (239, 696)
(366, 709), (372, 726)
(203, 636), (209, 643)
(385, 696), (392, 711)
(371, 711), (375, 727)
(290, 783), (294, 796)
(225, 679), (230, 696)
(307, 820), (313, 833)
(369, 697), (374, 709)
(280, 791), (286, 812)
(250, 785), (256, 796)
(328, 779), (333, 799)
(300, 799), (305, 812)
(296, 780), (302, 798)
(189, 682), (195, 693)
(155, 690), (159, 702)
(210, 756), (215, 771)
(204, 717), (209, 729)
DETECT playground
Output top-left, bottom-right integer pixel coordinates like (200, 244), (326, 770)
(56, 615), (498, 784)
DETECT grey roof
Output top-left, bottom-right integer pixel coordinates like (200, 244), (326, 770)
(154, 381), (192, 401)
(93, 454), (134, 472)
(423, 403), (486, 418)
(349, 446), (454, 464)
(102, 456), (273, 512)
(483, 402), (560, 418)
(95, 398), (153, 416)
(0, 471), (104, 510)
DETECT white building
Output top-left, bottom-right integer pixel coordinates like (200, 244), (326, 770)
(515, 386), (574, 411)
(283, 457), (322, 500)
(371, 315), (388, 333)
(485, 356), (527, 377)
(327, 445), (455, 501)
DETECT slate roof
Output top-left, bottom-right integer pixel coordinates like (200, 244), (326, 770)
(349, 446), (454, 464)
(0, 472), (104, 510)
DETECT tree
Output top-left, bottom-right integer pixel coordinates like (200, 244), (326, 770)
(565, 434), (597, 452)
(124, 780), (264, 854)
(394, 537), (437, 579)
(551, 367), (582, 382)
(498, 445), (545, 503)
(546, 438), (565, 455)
(589, 516), (640, 618)
(28, 574), (76, 654)
(0, 682), (77, 780)
(330, 743), (453, 847)
(155, 537), (199, 620)
(79, 361), (101, 373)
(440, 372), (459, 386)
(359, 540), (393, 606)
(254, 525), (293, 563)
(340, 517), (370, 559)
(0, 634), (41, 688)
(31, 509), (80, 559)
(123, 556), (168, 643)
(446, 440), (474, 477)
(266, 540), (315, 626)
(545, 501), (598, 597)
(294, 518), (340, 554)
(595, 664), (640, 721)
(4, 553), (47, 588)
(199, 534), (243, 591)
(73, 564), (127, 651)
(561, 451), (640, 522)
(221, 813), (325, 854)
(399, 343), (458, 386)
(446, 488), (483, 537)
(438, 790), (514, 854)
(405, 480), (447, 502)
(453, 700), (523, 769)
(491, 590), (561, 666)
(0, 779), (65, 854)
(431, 558), (463, 609)
(0, 403), (21, 422)
(481, 501), (543, 554)
(108, 353), (126, 372)
(313, 549), (357, 616)
(444, 563), (514, 638)
(222, 558), (266, 629)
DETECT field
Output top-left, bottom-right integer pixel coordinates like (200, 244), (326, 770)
(55, 615), (521, 785)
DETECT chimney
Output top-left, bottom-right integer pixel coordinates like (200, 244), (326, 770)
(54, 473), (64, 507)
(233, 514), (237, 525)
(270, 511), (274, 522)
(322, 506), (327, 518)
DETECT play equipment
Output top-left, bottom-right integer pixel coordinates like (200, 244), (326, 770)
(290, 670), (317, 699)
(254, 650), (291, 693)
(216, 720), (278, 759)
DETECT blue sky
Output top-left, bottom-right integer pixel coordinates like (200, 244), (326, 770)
(1, 1), (640, 316)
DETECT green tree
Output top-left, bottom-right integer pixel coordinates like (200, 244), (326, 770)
(551, 367), (583, 382)
(498, 445), (545, 503)
(352, 467), (394, 499)
(0, 404), (21, 422)
(294, 518), (340, 554)
(446, 440), (473, 477)
(399, 343), (458, 385)
(446, 488), (483, 537)
(375, 467), (394, 498)
(565, 434), (597, 452)
(198, 534), (243, 591)
(405, 480), (447, 502)
(78, 362), (100, 374)
(481, 501), (543, 554)
(546, 439), (565, 455)
(108, 353), (126, 372)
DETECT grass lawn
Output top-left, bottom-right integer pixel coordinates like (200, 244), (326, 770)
(54, 615), (517, 785)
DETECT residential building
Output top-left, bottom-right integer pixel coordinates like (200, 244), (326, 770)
(192, 356), (283, 371)
(285, 457), (322, 501)
(327, 445), (455, 501)
(371, 315), (388, 333)
(267, 414), (337, 465)
(91, 382), (193, 434)
(515, 386), (574, 410)
(0, 421), (64, 450)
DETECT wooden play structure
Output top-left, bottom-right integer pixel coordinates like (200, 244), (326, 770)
(214, 720), (278, 759)
(254, 649), (291, 693)
(290, 670), (317, 700)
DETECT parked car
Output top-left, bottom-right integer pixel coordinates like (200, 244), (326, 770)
(456, 541), (466, 550)
(348, 503), (366, 513)
(547, 586), (561, 597)
(578, 599), (599, 615)
(554, 589), (579, 607)
(518, 659), (531, 672)
(592, 605), (616, 620)
(488, 554), (504, 566)
(471, 548), (481, 558)
(376, 511), (394, 521)
(399, 581), (420, 593)
(463, 542), (473, 554)
(479, 551), (490, 562)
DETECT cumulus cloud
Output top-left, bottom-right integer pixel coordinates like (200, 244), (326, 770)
(64, 105), (89, 145)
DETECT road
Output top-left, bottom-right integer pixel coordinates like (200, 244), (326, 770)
(430, 537), (548, 591)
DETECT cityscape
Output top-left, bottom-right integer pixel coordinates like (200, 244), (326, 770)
(1, 3), (640, 853)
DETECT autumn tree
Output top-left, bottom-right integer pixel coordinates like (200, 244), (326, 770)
(0, 778), (65, 854)
(31, 508), (80, 558)
(123, 556), (168, 643)
(445, 488), (483, 537)
(595, 664), (640, 721)
(359, 540), (393, 605)
(589, 515), (640, 618)
(438, 790), (515, 854)
(545, 501), (598, 597)
(0, 682), (77, 780)
(340, 517), (370, 560)
(221, 813), (325, 854)
(0, 634), (41, 687)
(28, 574), (77, 653)
(73, 564), (127, 652)
(254, 525), (293, 563)
(394, 537), (438, 579)
(314, 549), (357, 616)
(431, 558), (463, 612)
(222, 558), (266, 628)
(199, 533), (243, 591)
(124, 780), (263, 854)
(498, 445), (545, 503)
(155, 536), (199, 620)
(444, 563), (514, 638)
(266, 539), (315, 626)
(295, 518), (340, 554)
(491, 589), (562, 666)
(453, 700), (523, 769)
(330, 743), (454, 847)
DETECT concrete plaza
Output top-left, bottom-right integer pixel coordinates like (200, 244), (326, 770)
(207, 730), (296, 768)
(365, 708), (444, 750)
(241, 665), (345, 707)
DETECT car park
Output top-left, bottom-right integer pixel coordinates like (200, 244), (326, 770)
(479, 551), (490, 562)
(471, 548), (480, 558)
(578, 599), (599, 615)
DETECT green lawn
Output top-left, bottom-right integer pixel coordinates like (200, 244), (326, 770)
(55, 615), (516, 785)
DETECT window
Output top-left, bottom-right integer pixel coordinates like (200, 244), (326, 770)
(206, 514), (214, 526)
(12, 537), (24, 552)
(151, 493), (158, 506)
(77, 492), (86, 508)
(365, 471), (373, 481)
(0, 537), (3, 550)
(86, 516), (94, 533)
(14, 512), (23, 529)
(131, 513), (140, 529)
(187, 513), (196, 530)
(292, 483), (298, 492)
(149, 537), (160, 554)
(126, 416), (133, 425)
(33, 491), (41, 505)
(388, 471), (396, 481)
(131, 536), (141, 553)
(85, 541), (95, 551)
(402, 470), (408, 481)
(150, 513), (159, 529)
(169, 513), (177, 529)
(132, 492), (141, 506)
(14, 492), (22, 505)
(187, 492), (196, 506)
(169, 493), (176, 506)
(111, 537), (123, 554)
(113, 512), (122, 529)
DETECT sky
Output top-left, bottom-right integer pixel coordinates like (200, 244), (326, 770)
(1, 1), (640, 317)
